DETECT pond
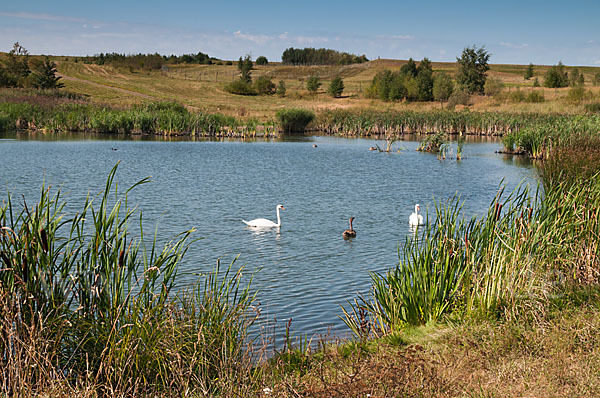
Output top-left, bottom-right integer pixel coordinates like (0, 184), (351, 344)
(0, 132), (539, 338)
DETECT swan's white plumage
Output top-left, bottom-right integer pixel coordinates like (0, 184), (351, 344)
(409, 204), (424, 226)
(243, 205), (284, 228)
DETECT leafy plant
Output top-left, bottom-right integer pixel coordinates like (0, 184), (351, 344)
(276, 108), (315, 133)
(327, 76), (344, 98)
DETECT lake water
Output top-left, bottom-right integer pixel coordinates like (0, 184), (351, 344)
(0, 132), (539, 338)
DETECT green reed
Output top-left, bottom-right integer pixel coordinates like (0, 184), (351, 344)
(0, 164), (258, 395)
(0, 101), (242, 136)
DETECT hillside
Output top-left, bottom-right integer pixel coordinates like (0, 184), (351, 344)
(49, 58), (600, 121)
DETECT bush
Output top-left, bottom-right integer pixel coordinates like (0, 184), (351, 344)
(447, 88), (470, 108)
(276, 108), (315, 133)
(484, 77), (504, 97)
(327, 76), (344, 98)
(584, 103), (600, 113)
(306, 75), (321, 93)
(566, 85), (589, 104)
(509, 89), (526, 103)
(224, 80), (257, 96)
(255, 56), (268, 66)
(254, 76), (275, 95)
(225, 60), (233, 65)
(525, 90), (545, 103)
(594, 72), (600, 86)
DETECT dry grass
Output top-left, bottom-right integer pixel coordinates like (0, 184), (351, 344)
(51, 59), (600, 121)
(261, 299), (600, 397)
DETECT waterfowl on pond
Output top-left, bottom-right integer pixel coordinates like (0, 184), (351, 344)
(409, 204), (424, 226)
(243, 205), (285, 228)
(343, 217), (356, 239)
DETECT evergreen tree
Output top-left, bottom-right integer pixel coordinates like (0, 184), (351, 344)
(570, 68), (581, 87)
(327, 76), (344, 98)
(400, 58), (418, 77)
(276, 80), (286, 97)
(456, 45), (490, 94)
(237, 55), (253, 83)
(416, 58), (433, 101)
(306, 75), (321, 93)
(3, 42), (30, 87)
(544, 61), (569, 88)
(29, 57), (64, 89)
(524, 63), (534, 80)
(533, 77), (540, 87)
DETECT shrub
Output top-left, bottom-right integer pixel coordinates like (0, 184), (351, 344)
(509, 89), (526, 103)
(225, 60), (233, 65)
(327, 76), (344, 98)
(276, 80), (286, 97)
(594, 72), (600, 86)
(484, 77), (504, 97)
(255, 56), (268, 66)
(584, 103), (600, 113)
(254, 76), (275, 95)
(447, 88), (470, 108)
(276, 108), (315, 133)
(224, 80), (257, 96)
(566, 85), (589, 104)
(306, 75), (321, 93)
(524, 63), (534, 80)
(525, 90), (545, 103)
(533, 77), (540, 87)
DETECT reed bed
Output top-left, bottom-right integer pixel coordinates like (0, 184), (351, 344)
(0, 101), (271, 137)
(0, 164), (260, 396)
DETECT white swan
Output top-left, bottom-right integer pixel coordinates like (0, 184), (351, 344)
(409, 204), (424, 226)
(243, 205), (285, 228)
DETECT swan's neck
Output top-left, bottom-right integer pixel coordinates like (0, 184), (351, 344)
(276, 207), (281, 227)
(349, 218), (354, 230)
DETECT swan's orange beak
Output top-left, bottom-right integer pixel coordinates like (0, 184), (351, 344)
(281, 206), (285, 210)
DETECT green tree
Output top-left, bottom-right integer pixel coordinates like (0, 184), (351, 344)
(433, 72), (454, 105)
(237, 55), (253, 83)
(415, 58), (433, 101)
(29, 56), (64, 89)
(276, 80), (286, 97)
(327, 76), (344, 98)
(524, 63), (534, 80)
(570, 68), (581, 87)
(400, 58), (418, 77)
(3, 42), (30, 87)
(533, 77), (540, 87)
(544, 61), (569, 88)
(456, 45), (490, 94)
(255, 56), (268, 66)
(306, 75), (321, 93)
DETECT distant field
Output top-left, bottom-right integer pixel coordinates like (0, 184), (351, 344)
(47, 58), (600, 121)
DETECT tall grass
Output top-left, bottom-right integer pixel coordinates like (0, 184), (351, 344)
(0, 164), (259, 395)
(0, 101), (247, 136)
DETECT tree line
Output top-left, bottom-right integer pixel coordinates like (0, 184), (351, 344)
(81, 51), (218, 71)
(368, 46), (489, 106)
(281, 47), (368, 66)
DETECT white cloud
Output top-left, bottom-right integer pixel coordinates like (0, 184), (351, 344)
(0, 11), (86, 23)
(233, 30), (273, 45)
(278, 32), (288, 40)
(390, 35), (413, 40)
(499, 41), (529, 49)
(295, 35), (329, 45)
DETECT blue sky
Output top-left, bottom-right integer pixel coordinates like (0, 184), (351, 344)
(1, 0), (599, 66)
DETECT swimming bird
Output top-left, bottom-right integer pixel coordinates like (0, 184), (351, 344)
(409, 204), (424, 226)
(243, 205), (285, 228)
(343, 217), (356, 239)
